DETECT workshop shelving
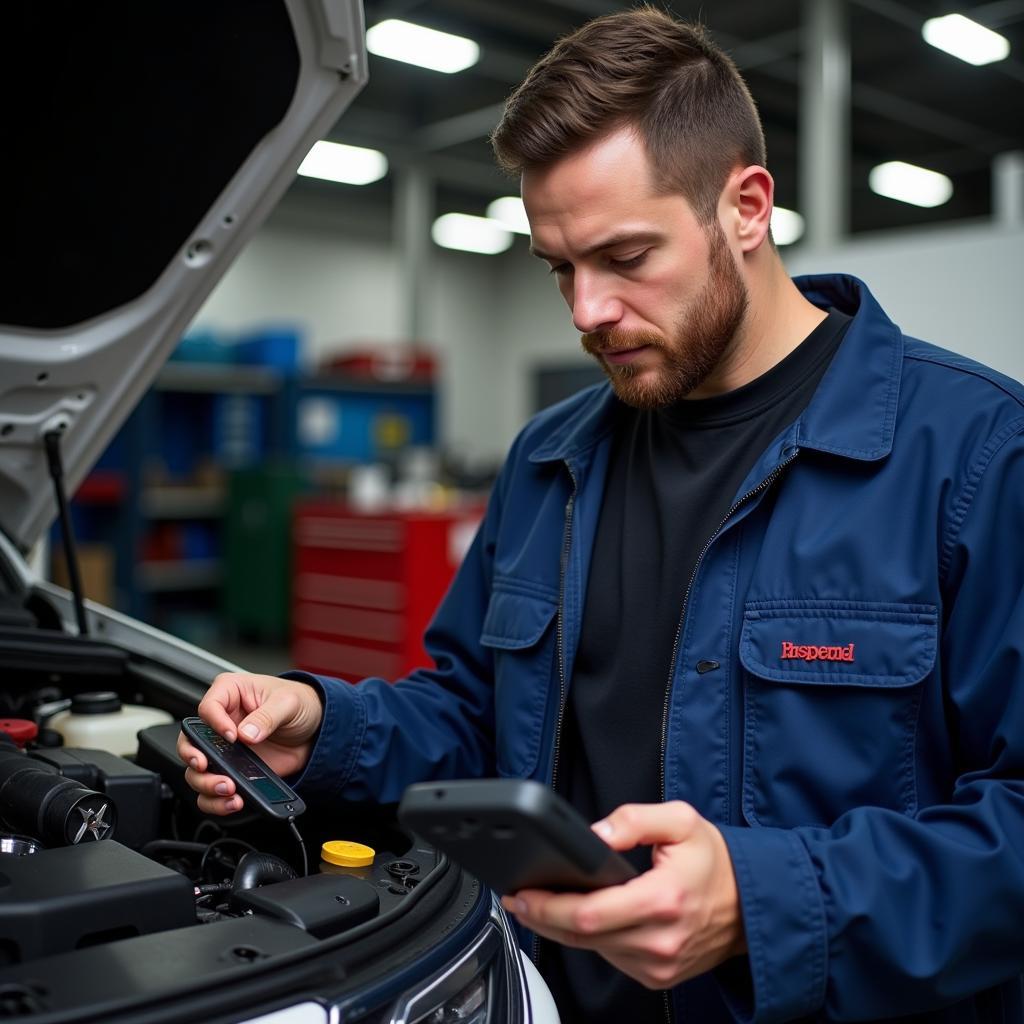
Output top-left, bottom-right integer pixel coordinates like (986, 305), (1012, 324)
(65, 361), (438, 640)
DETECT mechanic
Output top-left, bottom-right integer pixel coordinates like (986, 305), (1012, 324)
(179, 7), (1024, 1021)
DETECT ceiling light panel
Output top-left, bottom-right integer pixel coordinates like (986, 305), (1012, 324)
(869, 161), (954, 208)
(297, 141), (388, 185)
(486, 197), (531, 235)
(432, 213), (512, 254)
(770, 206), (805, 245)
(922, 14), (1010, 66)
(367, 19), (480, 73)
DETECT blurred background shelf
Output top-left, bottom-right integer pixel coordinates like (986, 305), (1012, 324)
(137, 559), (223, 592)
(140, 486), (226, 519)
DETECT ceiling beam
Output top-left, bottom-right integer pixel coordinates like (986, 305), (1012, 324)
(726, 29), (802, 69)
(968, 0), (1024, 27)
(851, 80), (1018, 153)
(437, 0), (574, 39)
(537, 0), (623, 17)
(413, 103), (506, 151)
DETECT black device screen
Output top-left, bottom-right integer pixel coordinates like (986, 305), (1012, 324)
(192, 721), (291, 802)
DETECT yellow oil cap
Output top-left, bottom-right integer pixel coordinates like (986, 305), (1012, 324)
(320, 840), (375, 867)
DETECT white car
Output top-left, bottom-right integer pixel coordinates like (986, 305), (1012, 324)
(0, 3), (557, 1021)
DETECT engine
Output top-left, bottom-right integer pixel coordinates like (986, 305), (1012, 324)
(0, 714), (433, 968)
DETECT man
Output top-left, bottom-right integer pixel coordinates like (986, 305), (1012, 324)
(180, 7), (1024, 1021)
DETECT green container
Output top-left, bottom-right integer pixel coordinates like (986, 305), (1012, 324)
(223, 464), (306, 644)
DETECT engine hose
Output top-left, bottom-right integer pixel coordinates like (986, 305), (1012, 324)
(231, 851), (297, 892)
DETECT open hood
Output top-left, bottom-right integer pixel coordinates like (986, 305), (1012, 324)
(0, 1), (368, 552)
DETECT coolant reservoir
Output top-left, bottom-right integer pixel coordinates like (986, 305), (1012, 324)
(49, 691), (173, 757)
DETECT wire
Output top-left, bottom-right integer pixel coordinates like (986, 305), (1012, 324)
(287, 817), (308, 877)
(199, 837), (257, 880)
(193, 818), (226, 844)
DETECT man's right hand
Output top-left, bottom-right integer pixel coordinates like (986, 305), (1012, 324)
(176, 673), (324, 816)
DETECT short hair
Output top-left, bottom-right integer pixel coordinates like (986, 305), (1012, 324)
(491, 5), (767, 225)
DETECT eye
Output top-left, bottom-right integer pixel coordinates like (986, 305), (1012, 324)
(548, 263), (572, 277)
(609, 250), (649, 270)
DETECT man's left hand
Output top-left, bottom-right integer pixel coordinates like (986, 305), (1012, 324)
(501, 801), (746, 990)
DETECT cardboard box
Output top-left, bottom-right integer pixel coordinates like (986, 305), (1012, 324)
(52, 543), (115, 607)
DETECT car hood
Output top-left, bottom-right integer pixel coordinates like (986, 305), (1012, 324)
(0, 0), (367, 553)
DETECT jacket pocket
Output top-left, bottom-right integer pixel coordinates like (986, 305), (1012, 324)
(739, 599), (938, 829)
(480, 582), (558, 779)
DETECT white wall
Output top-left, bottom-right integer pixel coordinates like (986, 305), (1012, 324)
(193, 212), (505, 460)
(192, 207), (1024, 466)
(783, 221), (1024, 381)
(198, 223), (405, 353)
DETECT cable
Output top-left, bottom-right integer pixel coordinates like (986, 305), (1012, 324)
(287, 816), (308, 877)
(199, 837), (257, 880)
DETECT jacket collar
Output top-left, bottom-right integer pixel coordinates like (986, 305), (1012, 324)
(530, 272), (901, 465)
(791, 273), (900, 461)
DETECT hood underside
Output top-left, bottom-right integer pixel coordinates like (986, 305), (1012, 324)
(0, 0), (368, 552)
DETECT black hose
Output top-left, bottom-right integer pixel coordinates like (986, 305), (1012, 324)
(140, 839), (208, 858)
(231, 851), (297, 891)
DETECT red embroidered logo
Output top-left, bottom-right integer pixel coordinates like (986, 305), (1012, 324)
(781, 641), (855, 663)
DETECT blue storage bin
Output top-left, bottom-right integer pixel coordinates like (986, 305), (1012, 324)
(234, 326), (303, 373)
(180, 522), (219, 560)
(296, 390), (435, 462)
(171, 329), (234, 364)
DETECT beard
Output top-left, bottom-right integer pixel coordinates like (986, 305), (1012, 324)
(581, 222), (749, 409)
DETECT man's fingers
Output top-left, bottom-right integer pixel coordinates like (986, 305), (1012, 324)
(235, 686), (300, 744)
(509, 870), (678, 938)
(196, 793), (245, 816)
(176, 734), (207, 772)
(184, 767), (236, 797)
(197, 678), (244, 742)
(593, 800), (699, 850)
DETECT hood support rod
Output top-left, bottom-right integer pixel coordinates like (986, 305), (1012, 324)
(43, 431), (88, 636)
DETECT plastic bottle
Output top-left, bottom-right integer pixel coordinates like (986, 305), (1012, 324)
(48, 691), (173, 757)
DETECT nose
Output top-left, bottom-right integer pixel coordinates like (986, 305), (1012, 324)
(570, 272), (623, 334)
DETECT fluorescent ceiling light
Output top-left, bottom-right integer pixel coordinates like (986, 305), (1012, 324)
(771, 206), (804, 246)
(486, 197), (531, 235)
(869, 161), (953, 208)
(367, 19), (480, 73)
(922, 13), (1010, 66)
(297, 141), (388, 185)
(432, 213), (513, 254)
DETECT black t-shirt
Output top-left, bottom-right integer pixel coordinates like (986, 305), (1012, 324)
(542, 308), (852, 1022)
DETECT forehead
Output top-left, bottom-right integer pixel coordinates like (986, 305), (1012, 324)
(521, 127), (697, 252)
(522, 128), (653, 219)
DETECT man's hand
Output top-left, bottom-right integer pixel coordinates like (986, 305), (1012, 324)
(501, 801), (746, 990)
(176, 673), (323, 815)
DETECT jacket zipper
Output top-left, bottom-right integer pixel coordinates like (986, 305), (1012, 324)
(655, 449), (798, 1024)
(532, 461), (579, 968)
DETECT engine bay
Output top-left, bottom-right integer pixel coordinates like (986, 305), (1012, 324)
(0, 608), (467, 1022)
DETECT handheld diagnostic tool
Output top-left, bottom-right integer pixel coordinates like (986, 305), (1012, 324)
(181, 716), (305, 820)
(398, 778), (637, 894)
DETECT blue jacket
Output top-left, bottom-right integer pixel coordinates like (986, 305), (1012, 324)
(296, 275), (1024, 1022)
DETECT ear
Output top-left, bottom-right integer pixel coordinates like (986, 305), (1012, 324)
(720, 165), (774, 254)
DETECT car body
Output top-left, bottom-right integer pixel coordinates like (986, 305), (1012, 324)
(0, 3), (557, 1021)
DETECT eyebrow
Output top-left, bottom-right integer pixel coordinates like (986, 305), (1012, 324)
(529, 230), (665, 263)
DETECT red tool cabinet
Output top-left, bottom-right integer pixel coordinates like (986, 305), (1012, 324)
(291, 501), (485, 682)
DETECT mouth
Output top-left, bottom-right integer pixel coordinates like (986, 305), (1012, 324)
(601, 345), (651, 365)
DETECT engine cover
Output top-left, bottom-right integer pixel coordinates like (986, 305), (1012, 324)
(0, 839), (195, 965)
